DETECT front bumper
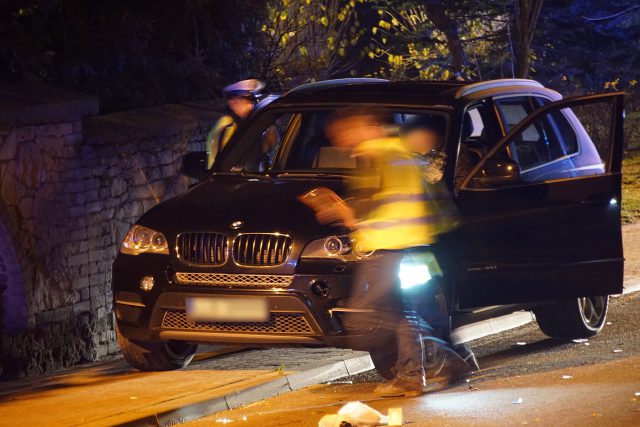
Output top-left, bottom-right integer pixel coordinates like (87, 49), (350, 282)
(112, 254), (374, 349)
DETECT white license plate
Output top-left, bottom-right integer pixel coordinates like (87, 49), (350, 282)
(185, 297), (269, 322)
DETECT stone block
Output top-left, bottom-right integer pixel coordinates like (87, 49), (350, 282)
(0, 130), (17, 161)
(68, 253), (89, 267)
(73, 300), (91, 315)
(15, 125), (35, 142)
(72, 276), (90, 290)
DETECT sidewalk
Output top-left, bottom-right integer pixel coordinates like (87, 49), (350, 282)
(0, 347), (372, 427)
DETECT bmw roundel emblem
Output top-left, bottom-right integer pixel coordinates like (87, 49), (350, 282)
(230, 220), (244, 230)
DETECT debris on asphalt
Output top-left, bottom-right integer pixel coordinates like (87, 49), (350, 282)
(512, 397), (524, 404)
(318, 401), (388, 427)
(515, 342), (527, 346)
(635, 392), (640, 396)
(562, 375), (573, 380)
(387, 408), (403, 426)
(572, 339), (588, 343)
(606, 321), (612, 325)
(613, 349), (623, 353)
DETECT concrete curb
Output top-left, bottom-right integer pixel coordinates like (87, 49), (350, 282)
(114, 352), (374, 427)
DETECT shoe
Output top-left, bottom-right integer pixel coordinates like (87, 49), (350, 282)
(374, 377), (438, 397)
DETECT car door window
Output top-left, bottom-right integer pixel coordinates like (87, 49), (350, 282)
(494, 96), (587, 182)
(463, 95), (621, 189)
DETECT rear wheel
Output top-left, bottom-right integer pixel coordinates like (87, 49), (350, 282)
(117, 326), (197, 371)
(534, 295), (609, 339)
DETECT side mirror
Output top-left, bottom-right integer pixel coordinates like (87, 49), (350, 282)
(180, 151), (209, 180)
(473, 157), (521, 188)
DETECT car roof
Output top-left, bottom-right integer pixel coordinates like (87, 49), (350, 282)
(269, 78), (558, 109)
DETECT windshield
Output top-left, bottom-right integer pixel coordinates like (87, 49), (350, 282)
(225, 107), (450, 174)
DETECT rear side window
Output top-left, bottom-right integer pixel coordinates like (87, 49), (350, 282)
(496, 97), (578, 171)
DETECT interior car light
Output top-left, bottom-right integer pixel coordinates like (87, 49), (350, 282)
(399, 258), (431, 289)
(120, 225), (169, 255)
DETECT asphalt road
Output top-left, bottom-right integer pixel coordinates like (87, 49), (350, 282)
(186, 291), (640, 426)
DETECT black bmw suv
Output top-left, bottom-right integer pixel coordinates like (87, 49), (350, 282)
(112, 78), (625, 372)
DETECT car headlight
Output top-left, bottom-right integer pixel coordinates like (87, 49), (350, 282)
(301, 235), (374, 261)
(120, 225), (169, 255)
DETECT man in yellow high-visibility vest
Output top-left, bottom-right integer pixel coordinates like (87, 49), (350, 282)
(206, 79), (264, 169)
(317, 106), (470, 397)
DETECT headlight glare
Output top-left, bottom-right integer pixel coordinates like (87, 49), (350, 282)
(121, 225), (169, 255)
(399, 257), (431, 289)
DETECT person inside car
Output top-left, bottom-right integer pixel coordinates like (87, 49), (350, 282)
(315, 107), (471, 397)
(206, 79), (264, 169)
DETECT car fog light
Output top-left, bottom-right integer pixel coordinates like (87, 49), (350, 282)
(140, 276), (155, 292)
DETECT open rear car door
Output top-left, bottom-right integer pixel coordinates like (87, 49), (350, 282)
(451, 92), (625, 308)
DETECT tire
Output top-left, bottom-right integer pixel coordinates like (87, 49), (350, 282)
(534, 295), (609, 339)
(117, 326), (197, 371)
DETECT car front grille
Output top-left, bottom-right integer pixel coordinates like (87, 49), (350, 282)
(173, 272), (293, 288)
(232, 233), (293, 266)
(176, 232), (228, 266)
(161, 310), (314, 335)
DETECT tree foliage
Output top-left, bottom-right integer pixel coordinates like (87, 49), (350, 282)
(1, 0), (638, 110)
(259, 0), (370, 87)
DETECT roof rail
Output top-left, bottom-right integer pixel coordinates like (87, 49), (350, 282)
(285, 78), (389, 95)
(456, 79), (544, 99)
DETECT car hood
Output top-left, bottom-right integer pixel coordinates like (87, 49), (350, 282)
(139, 175), (347, 241)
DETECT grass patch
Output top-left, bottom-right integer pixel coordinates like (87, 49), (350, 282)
(622, 150), (640, 224)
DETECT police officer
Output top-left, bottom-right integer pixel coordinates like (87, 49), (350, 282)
(316, 107), (471, 397)
(206, 79), (265, 169)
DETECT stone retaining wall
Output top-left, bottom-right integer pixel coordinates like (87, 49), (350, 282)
(0, 83), (222, 378)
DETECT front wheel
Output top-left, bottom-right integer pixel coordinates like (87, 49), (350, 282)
(534, 295), (609, 339)
(117, 326), (197, 371)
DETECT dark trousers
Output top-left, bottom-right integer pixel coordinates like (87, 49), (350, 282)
(346, 250), (426, 381)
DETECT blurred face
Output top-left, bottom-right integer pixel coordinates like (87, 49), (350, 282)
(403, 128), (441, 155)
(228, 96), (255, 119)
(326, 115), (387, 149)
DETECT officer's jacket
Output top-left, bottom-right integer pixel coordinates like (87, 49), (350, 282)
(348, 137), (455, 252)
(206, 114), (237, 169)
